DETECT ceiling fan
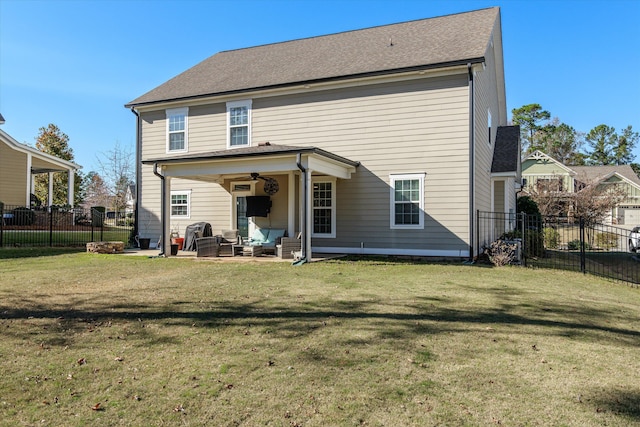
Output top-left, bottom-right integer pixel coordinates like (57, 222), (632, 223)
(249, 172), (279, 195)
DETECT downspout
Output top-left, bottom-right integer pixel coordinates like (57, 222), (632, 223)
(467, 63), (476, 262)
(295, 153), (308, 265)
(153, 162), (166, 256)
(130, 108), (141, 246)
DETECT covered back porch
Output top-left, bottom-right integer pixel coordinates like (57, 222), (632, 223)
(142, 144), (358, 262)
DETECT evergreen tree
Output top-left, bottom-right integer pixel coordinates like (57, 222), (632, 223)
(33, 124), (82, 206)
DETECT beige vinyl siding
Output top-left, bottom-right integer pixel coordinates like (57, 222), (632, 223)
(0, 141), (27, 206)
(138, 74), (472, 254)
(255, 75), (471, 253)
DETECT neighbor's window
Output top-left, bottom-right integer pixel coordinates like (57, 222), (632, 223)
(312, 179), (336, 238)
(227, 100), (252, 148)
(170, 191), (191, 218)
(390, 173), (425, 229)
(166, 107), (188, 153)
(487, 108), (492, 145)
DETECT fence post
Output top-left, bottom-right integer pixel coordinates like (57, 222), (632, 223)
(579, 217), (586, 274)
(0, 201), (3, 248)
(519, 213), (527, 267)
(49, 206), (54, 247)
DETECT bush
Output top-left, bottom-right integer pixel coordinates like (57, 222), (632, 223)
(12, 207), (35, 226)
(595, 232), (618, 249)
(487, 239), (518, 267)
(568, 240), (591, 251)
(544, 227), (560, 249)
(517, 195), (541, 216)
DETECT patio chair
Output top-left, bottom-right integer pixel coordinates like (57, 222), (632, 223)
(216, 229), (240, 256)
(196, 237), (219, 257)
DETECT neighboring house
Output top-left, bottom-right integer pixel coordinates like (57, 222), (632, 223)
(126, 7), (519, 259)
(0, 114), (80, 208)
(125, 183), (136, 215)
(521, 150), (640, 224)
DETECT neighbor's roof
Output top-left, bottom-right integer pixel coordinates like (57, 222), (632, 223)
(127, 7), (499, 107)
(491, 125), (520, 174)
(571, 165), (640, 187)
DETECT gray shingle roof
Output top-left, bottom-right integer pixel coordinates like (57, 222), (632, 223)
(127, 7), (499, 107)
(571, 165), (640, 187)
(492, 125), (520, 173)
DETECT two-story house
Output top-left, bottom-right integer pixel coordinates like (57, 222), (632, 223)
(126, 7), (519, 260)
(522, 150), (640, 224)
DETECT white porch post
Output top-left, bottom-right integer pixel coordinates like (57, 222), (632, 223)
(287, 172), (295, 237)
(25, 154), (33, 206)
(163, 175), (172, 255)
(305, 168), (313, 260)
(48, 172), (54, 208)
(67, 168), (74, 206)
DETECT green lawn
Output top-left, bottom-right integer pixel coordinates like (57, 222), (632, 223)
(0, 251), (638, 426)
(0, 228), (133, 247)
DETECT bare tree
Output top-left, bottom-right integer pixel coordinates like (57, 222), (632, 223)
(524, 177), (625, 224)
(96, 142), (134, 212)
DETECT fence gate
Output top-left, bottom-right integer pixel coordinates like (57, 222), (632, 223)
(478, 211), (640, 286)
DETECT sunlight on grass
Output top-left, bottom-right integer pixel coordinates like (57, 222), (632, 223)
(0, 252), (638, 426)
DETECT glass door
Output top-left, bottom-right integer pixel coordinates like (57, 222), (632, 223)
(236, 196), (248, 239)
(232, 182), (255, 241)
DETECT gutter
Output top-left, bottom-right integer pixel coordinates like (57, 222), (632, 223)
(130, 108), (141, 244)
(467, 63), (475, 262)
(294, 153), (308, 265)
(152, 162), (166, 256)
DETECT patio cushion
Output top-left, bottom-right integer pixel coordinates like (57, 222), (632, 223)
(265, 229), (285, 246)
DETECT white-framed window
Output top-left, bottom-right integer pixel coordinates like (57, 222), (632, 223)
(166, 107), (188, 153)
(390, 173), (425, 229)
(227, 100), (252, 148)
(312, 178), (336, 238)
(170, 190), (191, 218)
(487, 108), (492, 145)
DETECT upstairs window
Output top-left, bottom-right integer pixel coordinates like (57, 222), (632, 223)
(227, 100), (252, 148)
(390, 173), (425, 229)
(166, 107), (188, 153)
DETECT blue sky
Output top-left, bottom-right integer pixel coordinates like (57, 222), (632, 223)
(1, 0), (638, 172)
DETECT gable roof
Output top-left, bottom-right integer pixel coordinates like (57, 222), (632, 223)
(0, 128), (81, 172)
(522, 150), (576, 175)
(571, 164), (640, 187)
(126, 7), (499, 107)
(491, 125), (520, 174)
(523, 150), (640, 188)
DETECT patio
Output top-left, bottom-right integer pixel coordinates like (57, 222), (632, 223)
(121, 247), (343, 263)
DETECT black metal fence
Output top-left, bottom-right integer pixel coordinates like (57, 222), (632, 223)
(0, 202), (134, 248)
(478, 211), (640, 286)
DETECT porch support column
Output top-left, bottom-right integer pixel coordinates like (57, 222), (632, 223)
(304, 168), (313, 260)
(287, 172), (295, 237)
(162, 175), (172, 256)
(67, 168), (74, 206)
(48, 172), (54, 208)
(25, 154), (32, 206)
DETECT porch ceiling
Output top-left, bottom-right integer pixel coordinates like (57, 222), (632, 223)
(142, 144), (359, 183)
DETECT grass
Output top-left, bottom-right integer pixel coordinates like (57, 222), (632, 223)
(1, 228), (133, 247)
(0, 251), (639, 426)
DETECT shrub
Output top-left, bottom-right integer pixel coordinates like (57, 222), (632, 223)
(595, 232), (618, 250)
(544, 227), (560, 249)
(517, 195), (541, 216)
(568, 240), (591, 251)
(488, 239), (518, 267)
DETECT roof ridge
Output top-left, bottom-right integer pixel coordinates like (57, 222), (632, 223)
(218, 7), (499, 55)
